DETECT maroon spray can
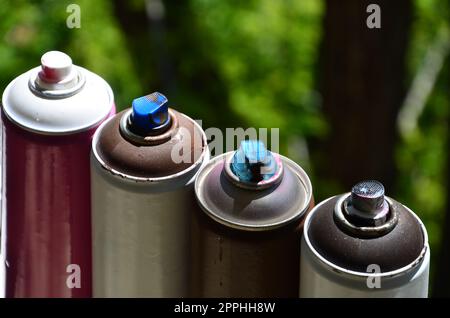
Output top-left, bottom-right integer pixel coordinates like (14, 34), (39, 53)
(0, 51), (115, 297)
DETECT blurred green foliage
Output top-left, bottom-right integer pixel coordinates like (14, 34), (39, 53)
(0, 0), (142, 108)
(396, 0), (449, 280)
(0, 0), (325, 158)
(190, 0), (325, 138)
(0, 0), (448, 293)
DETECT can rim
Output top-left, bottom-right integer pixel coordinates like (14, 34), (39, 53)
(334, 194), (399, 238)
(119, 109), (178, 146)
(92, 110), (208, 183)
(195, 151), (313, 231)
(1, 66), (114, 135)
(28, 66), (86, 99)
(303, 195), (429, 278)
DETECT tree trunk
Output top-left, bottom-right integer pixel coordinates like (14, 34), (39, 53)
(433, 115), (450, 297)
(313, 0), (413, 193)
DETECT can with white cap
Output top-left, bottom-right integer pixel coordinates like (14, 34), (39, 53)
(191, 140), (313, 297)
(91, 92), (208, 297)
(1, 51), (115, 297)
(299, 180), (430, 297)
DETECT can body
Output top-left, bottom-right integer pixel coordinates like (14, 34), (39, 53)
(300, 193), (430, 298)
(91, 161), (199, 297)
(91, 106), (208, 297)
(1, 51), (115, 297)
(2, 117), (103, 297)
(191, 212), (304, 297)
(192, 150), (313, 297)
(300, 235), (430, 297)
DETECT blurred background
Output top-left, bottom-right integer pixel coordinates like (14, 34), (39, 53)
(0, 0), (448, 296)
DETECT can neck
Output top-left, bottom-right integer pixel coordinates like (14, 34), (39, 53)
(29, 51), (85, 98)
(118, 92), (178, 146)
(334, 180), (399, 238)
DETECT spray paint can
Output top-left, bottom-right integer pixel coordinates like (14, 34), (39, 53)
(300, 180), (430, 297)
(91, 92), (208, 297)
(1, 51), (115, 297)
(192, 140), (313, 297)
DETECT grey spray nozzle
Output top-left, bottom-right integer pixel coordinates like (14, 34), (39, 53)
(334, 180), (399, 238)
(351, 180), (385, 212)
(346, 180), (390, 227)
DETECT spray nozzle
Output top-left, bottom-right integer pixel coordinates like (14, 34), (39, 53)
(131, 92), (170, 135)
(231, 140), (277, 183)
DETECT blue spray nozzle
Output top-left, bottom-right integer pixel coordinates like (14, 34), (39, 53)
(231, 140), (277, 183)
(131, 92), (170, 135)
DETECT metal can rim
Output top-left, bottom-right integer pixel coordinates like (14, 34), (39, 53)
(195, 151), (313, 232)
(302, 195), (429, 279)
(91, 111), (208, 184)
(2, 66), (114, 136)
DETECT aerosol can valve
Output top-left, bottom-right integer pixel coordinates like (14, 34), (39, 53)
(33, 51), (81, 93)
(231, 140), (277, 183)
(39, 51), (74, 83)
(346, 180), (390, 226)
(131, 92), (170, 135)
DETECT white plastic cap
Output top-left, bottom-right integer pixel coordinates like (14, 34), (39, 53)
(39, 51), (73, 83)
(2, 51), (114, 135)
